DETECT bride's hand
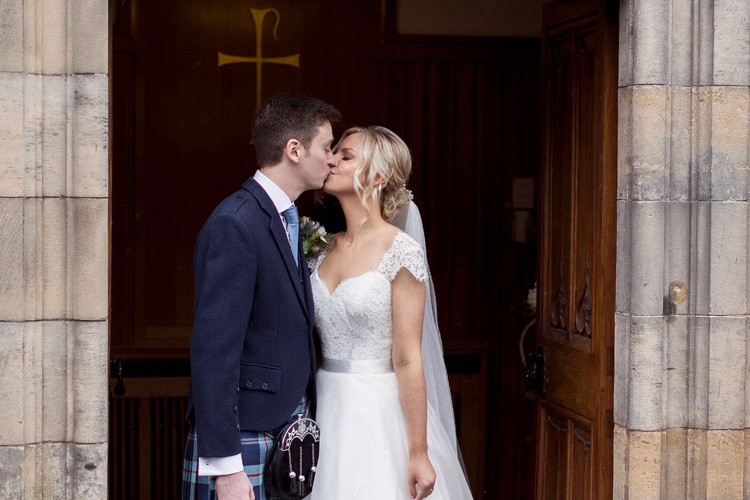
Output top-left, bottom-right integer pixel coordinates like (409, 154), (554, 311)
(408, 452), (436, 499)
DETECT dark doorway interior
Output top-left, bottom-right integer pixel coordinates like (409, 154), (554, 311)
(109, 1), (541, 498)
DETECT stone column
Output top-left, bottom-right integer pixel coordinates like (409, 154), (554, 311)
(0, 0), (109, 497)
(616, 0), (749, 499)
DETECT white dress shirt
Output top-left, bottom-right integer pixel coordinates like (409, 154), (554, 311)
(198, 170), (294, 477)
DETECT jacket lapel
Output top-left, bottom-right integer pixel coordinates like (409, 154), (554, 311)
(244, 179), (309, 319)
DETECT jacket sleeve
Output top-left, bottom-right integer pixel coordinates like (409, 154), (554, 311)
(190, 212), (257, 458)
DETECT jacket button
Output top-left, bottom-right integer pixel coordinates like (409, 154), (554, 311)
(233, 406), (238, 413)
(245, 381), (253, 389)
(236, 425), (240, 431)
(261, 383), (268, 390)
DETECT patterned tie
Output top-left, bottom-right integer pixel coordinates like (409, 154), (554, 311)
(282, 205), (299, 267)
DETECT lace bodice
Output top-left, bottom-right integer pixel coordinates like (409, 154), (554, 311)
(311, 232), (426, 361)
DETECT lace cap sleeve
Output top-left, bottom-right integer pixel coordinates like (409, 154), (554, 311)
(379, 232), (427, 283)
(306, 248), (327, 275)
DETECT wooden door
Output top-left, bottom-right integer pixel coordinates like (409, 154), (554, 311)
(534, 1), (617, 499)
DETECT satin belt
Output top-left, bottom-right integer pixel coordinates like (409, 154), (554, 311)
(321, 357), (394, 374)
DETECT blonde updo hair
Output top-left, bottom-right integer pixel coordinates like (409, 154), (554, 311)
(335, 125), (413, 222)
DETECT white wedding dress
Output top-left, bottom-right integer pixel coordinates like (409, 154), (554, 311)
(309, 232), (473, 499)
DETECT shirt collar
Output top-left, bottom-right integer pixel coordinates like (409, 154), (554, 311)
(253, 170), (293, 214)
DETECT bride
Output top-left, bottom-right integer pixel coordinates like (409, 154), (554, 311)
(309, 126), (473, 499)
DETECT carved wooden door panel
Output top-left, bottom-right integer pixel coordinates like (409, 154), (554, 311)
(534, 1), (617, 499)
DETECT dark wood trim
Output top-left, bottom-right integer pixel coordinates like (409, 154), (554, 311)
(375, 0), (540, 62)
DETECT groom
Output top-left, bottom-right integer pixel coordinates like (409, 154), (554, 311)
(183, 93), (340, 500)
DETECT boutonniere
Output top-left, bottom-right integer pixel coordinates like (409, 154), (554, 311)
(300, 216), (330, 258)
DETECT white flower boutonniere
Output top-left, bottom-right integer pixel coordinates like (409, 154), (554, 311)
(300, 216), (330, 258)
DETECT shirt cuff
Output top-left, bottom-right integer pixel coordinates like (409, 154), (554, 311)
(198, 454), (244, 476)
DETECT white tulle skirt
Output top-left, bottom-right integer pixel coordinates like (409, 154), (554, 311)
(309, 367), (473, 500)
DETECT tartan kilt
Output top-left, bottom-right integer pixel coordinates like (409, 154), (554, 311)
(182, 398), (308, 500)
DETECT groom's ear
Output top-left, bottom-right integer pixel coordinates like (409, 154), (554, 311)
(285, 138), (303, 164)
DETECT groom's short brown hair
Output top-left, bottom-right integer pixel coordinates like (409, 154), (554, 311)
(252, 93), (341, 168)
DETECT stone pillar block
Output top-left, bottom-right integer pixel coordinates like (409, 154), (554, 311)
(0, 198), (24, 321)
(626, 429), (663, 499)
(613, 425), (628, 500)
(707, 88), (750, 201)
(665, 316), (689, 427)
(41, 197), (67, 320)
(40, 76), (68, 197)
(69, 443), (107, 499)
(629, 315), (664, 430)
(0, 323), (25, 446)
(70, 0), (108, 74)
(23, 74), (43, 198)
(616, 200), (632, 313)
(632, 0), (669, 84)
(39, 0), (68, 75)
(41, 442), (67, 499)
(697, 0), (715, 86)
(630, 201), (666, 316)
(22, 199), (41, 322)
(70, 198), (108, 320)
(665, 201), (691, 316)
(664, 428), (688, 499)
(689, 316), (710, 429)
(0, 72), (24, 197)
(631, 86), (668, 200)
(687, 429), (708, 497)
(746, 318), (750, 428)
(618, 88), (633, 200)
(71, 321), (108, 443)
(708, 317), (747, 429)
(668, 87), (692, 200)
(618, 0), (634, 88)
(670, 0), (694, 86)
(713, 0), (750, 86)
(706, 430), (744, 499)
(0, 446), (25, 499)
(71, 75), (109, 198)
(0, 0), (24, 72)
(22, 322), (41, 446)
(615, 312), (631, 427)
(42, 321), (67, 442)
(694, 202), (712, 315)
(709, 202), (748, 315)
(21, 444), (40, 499)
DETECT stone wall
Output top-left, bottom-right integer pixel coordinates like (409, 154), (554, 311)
(0, 0), (109, 497)
(616, 0), (750, 498)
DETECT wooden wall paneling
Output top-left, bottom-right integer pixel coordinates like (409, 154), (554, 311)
(111, 51), (136, 352)
(453, 62), (478, 337)
(404, 61), (428, 206)
(422, 61), (443, 286)
(109, 379), (190, 499)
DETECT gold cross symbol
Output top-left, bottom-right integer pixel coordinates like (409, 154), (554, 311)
(218, 8), (301, 111)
